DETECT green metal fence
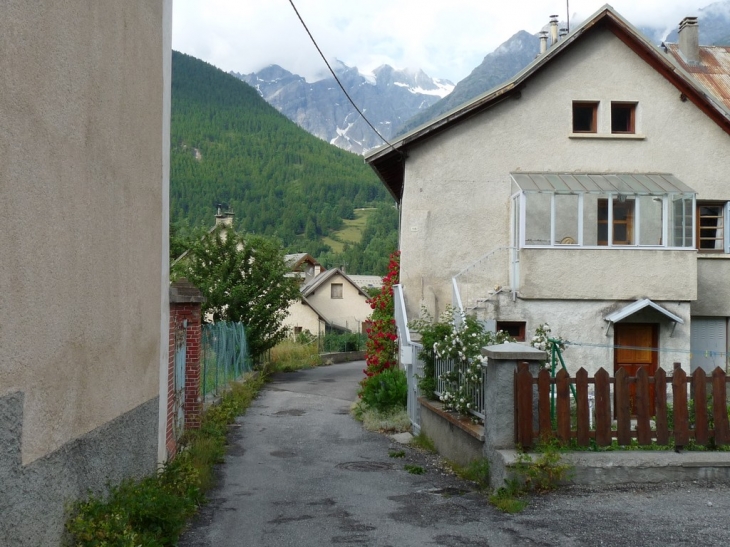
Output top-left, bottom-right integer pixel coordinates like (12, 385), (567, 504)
(201, 322), (253, 398)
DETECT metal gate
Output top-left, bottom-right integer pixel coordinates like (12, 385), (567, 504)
(173, 321), (187, 439)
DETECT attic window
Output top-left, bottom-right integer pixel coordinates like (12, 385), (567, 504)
(572, 102), (598, 133)
(331, 283), (343, 299)
(611, 102), (636, 134)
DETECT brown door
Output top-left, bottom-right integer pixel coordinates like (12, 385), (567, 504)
(614, 323), (658, 415)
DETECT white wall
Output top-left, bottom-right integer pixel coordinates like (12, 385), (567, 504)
(399, 28), (730, 324)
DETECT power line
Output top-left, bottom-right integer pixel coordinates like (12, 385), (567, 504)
(286, 0), (404, 157)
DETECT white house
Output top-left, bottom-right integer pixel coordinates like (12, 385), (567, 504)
(283, 263), (373, 337)
(366, 6), (730, 380)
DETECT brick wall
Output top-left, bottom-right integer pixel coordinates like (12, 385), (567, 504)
(166, 279), (206, 459)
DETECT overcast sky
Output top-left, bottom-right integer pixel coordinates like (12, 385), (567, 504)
(173, 1), (714, 84)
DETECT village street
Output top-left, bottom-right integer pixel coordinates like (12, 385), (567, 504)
(179, 361), (730, 547)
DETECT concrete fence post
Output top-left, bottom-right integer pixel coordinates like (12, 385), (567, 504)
(167, 279), (206, 459)
(481, 343), (546, 487)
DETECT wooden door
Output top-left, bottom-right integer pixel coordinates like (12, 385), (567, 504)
(614, 323), (658, 415)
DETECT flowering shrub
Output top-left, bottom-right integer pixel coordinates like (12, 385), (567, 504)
(411, 307), (512, 416)
(530, 323), (566, 368)
(362, 251), (400, 380)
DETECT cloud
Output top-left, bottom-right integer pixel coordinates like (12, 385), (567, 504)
(172, 0), (711, 83)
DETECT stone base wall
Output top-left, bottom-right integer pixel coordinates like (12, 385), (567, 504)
(0, 394), (158, 546)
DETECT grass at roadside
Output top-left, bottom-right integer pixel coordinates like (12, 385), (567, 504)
(351, 400), (411, 434)
(65, 372), (266, 546)
(266, 339), (322, 373)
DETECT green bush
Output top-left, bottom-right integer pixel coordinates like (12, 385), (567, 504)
(359, 367), (407, 412)
(66, 373), (265, 546)
(65, 457), (200, 546)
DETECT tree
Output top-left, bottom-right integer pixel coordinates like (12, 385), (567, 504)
(176, 227), (300, 359)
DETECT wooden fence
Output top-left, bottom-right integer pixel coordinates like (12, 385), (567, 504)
(515, 362), (730, 449)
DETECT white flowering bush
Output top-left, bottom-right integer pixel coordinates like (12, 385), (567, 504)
(412, 308), (512, 416)
(530, 323), (566, 368)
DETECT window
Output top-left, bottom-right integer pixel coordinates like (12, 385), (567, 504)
(697, 203), (726, 252)
(497, 321), (526, 341)
(611, 102), (636, 134)
(293, 326), (302, 335)
(330, 283), (343, 299)
(573, 102), (598, 133)
(598, 197), (635, 246)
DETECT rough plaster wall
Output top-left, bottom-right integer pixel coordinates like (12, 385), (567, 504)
(0, 1), (165, 464)
(519, 248), (697, 300)
(307, 273), (373, 331)
(283, 300), (323, 335)
(694, 258), (730, 315)
(399, 28), (730, 324)
(489, 294), (691, 374)
(0, 393), (158, 546)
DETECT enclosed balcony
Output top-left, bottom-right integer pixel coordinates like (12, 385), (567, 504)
(510, 173), (698, 300)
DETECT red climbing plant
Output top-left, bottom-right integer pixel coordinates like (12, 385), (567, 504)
(363, 251), (400, 380)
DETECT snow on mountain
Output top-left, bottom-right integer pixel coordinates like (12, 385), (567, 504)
(233, 62), (453, 154)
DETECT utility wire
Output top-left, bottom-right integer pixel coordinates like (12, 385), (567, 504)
(287, 0), (404, 157)
(562, 340), (727, 358)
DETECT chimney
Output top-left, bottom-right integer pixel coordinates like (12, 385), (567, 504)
(539, 31), (548, 54)
(559, 27), (568, 41)
(678, 16), (699, 64)
(215, 211), (234, 228)
(550, 15), (559, 46)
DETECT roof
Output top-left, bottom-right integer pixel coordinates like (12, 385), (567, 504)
(664, 43), (730, 111)
(284, 253), (321, 270)
(511, 172), (695, 195)
(347, 274), (384, 289)
(605, 299), (684, 324)
(365, 5), (730, 203)
(300, 268), (371, 299)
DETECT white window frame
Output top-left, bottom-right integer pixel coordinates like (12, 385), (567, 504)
(515, 191), (696, 250)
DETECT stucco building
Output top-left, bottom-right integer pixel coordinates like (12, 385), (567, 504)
(366, 7), (730, 379)
(283, 262), (373, 337)
(0, 2), (172, 544)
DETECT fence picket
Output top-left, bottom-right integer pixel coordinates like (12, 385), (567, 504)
(615, 368), (631, 445)
(538, 368), (552, 441)
(672, 368), (689, 447)
(655, 368), (669, 445)
(516, 362), (534, 448)
(556, 369), (571, 443)
(576, 368), (590, 447)
(692, 369), (709, 446)
(595, 368), (612, 447)
(636, 368), (651, 445)
(712, 367), (730, 446)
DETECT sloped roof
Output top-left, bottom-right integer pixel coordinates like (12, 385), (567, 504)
(605, 299), (684, 324)
(511, 172), (695, 195)
(365, 5), (730, 203)
(300, 268), (370, 299)
(284, 253), (321, 270)
(664, 43), (730, 111)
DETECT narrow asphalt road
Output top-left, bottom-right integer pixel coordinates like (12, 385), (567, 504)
(180, 361), (730, 546)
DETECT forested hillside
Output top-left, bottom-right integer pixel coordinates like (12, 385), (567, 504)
(170, 51), (396, 273)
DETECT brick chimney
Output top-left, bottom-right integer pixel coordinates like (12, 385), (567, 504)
(678, 16), (700, 64)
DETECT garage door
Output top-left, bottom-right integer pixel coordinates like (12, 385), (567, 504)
(690, 317), (727, 373)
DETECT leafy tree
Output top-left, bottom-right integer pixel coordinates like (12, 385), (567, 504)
(175, 227), (300, 358)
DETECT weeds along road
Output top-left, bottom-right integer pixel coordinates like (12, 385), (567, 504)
(179, 360), (730, 547)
